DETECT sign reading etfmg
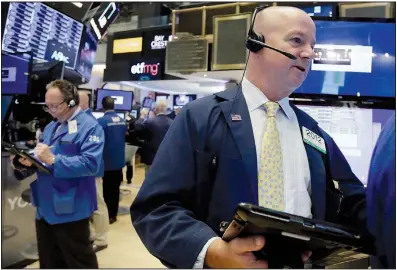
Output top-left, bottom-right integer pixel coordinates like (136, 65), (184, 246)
(129, 60), (162, 81)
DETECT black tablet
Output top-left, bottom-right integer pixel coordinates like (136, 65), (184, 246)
(221, 203), (374, 268)
(2, 141), (51, 174)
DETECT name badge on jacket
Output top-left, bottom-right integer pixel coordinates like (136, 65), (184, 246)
(302, 126), (327, 154)
(68, 120), (78, 134)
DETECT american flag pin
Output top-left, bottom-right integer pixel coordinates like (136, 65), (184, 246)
(231, 114), (242, 121)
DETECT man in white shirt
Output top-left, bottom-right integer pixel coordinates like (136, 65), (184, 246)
(131, 6), (366, 269)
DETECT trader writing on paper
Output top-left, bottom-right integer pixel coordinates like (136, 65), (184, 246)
(12, 80), (104, 268)
(130, 6), (366, 269)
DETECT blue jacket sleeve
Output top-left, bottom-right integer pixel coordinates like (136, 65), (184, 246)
(53, 124), (105, 178)
(366, 115), (396, 269)
(320, 129), (367, 228)
(130, 108), (218, 268)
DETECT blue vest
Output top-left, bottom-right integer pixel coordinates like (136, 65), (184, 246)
(98, 111), (127, 171)
(31, 110), (104, 224)
(85, 108), (105, 178)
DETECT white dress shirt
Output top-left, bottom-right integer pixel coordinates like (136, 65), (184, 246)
(194, 78), (312, 268)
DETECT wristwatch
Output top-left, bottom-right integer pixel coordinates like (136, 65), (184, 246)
(51, 155), (56, 165)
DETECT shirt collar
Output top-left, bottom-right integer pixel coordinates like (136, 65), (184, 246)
(241, 77), (293, 120)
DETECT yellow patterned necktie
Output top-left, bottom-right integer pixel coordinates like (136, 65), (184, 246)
(258, 101), (285, 211)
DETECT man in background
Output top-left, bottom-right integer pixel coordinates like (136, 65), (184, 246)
(98, 96), (127, 224)
(79, 91), (109, 252)
(367, 114), (396, 269)
(134, 100), (173, 176)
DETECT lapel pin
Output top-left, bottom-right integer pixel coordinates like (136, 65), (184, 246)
(231, 114), (242, 121)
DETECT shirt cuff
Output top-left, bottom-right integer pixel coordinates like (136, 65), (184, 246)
(193, 237), (221, 269)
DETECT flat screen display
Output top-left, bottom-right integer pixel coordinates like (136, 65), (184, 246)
(76, 29), (98, 81)
(295, 20), (395, 98)
(300, 5), (334, 17)
(1, 54), (30, 94)
(297, 104), (395, 184)
(96, 89), (133, 111)
(173, 94), (197, 109)
(1, 96), (14, 122)
(142, 97), (155, 109)
(92, 111), (125, 119)
(2, 2), (84, 69)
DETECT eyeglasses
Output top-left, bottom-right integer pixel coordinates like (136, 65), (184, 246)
(44, 101), (65, 111)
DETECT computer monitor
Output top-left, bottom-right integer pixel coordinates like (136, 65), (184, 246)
(173, 94), (197, 109)
(296, 104), (394, 185)
(300, 5), (334, 17)
(1, 53), (31, 95)
(295, 20), (395, 99)
(91, 111), (125, 119)
(96, 89), (133, 111)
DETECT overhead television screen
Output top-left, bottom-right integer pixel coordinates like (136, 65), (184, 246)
(76, 29), (98, 81)
(96, 89), (133, 111)
(2, 2), (84, 69)
(1, 54), (30, 95)
(297, 104), (395, 185)
(89, 2), (120, 42)
(295, 20), (395, 98)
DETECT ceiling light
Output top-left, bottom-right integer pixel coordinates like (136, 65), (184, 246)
(72, 2), (83, 8)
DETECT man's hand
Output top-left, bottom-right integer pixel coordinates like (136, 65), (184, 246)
(204, 237), (313, 269)
(10, 155), (33, 169)
(34, 143), (55, 165)
(205, 236), (268, 268)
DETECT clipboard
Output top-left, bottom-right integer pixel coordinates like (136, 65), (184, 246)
(2, 141), (51, 174)
(220, 203), (374, 268)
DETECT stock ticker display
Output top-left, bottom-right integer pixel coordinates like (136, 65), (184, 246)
(2, 2), (84, 69)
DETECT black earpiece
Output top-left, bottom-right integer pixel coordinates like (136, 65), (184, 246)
(245, 5), (297, 60)
(67, 86), (78, 108)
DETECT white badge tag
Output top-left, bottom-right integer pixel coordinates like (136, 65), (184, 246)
(68, 120), (78, 134)
(302, 126), (327, 154)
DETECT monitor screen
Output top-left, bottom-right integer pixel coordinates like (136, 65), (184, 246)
(295, 20), (395, 98)
(96, 89), (133, 111)
(1, 96), (14, 122)
(1, 54), (30, 94)
(130, 109), (138, 118)
(173, 94), (197, 109)
(76, 29), (98, 81)
(92, 111), (124, 119)
(142, 97), (155, 109)
(297, 104), (395, 184)
(2, 2), (84, 69)
(300, 5), (334, 17)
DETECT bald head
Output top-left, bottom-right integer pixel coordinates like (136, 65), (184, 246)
(253, 6), (315, 38)
(78, 91), (90, 110)
(246, 6), (316, 101)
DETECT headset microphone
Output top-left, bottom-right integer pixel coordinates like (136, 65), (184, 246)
(247, 37), (297, 60)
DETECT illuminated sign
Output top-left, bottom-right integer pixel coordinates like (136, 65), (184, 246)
(113, 37), (143, 54)
(129, 59), (162, 81)
(89, 2), (119, 41)
(150, 35), (172, 50)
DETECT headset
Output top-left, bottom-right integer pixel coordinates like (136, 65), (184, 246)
(67, 85), (78, 108)
(246, 5), (297, 60)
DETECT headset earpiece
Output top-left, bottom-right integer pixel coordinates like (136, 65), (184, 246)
(246, 5), (269, 53)
(67, 85), (78, 108)
(246, 30), (265, 53)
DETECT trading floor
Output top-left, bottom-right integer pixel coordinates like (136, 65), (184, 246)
(26, 164), (165, 269)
